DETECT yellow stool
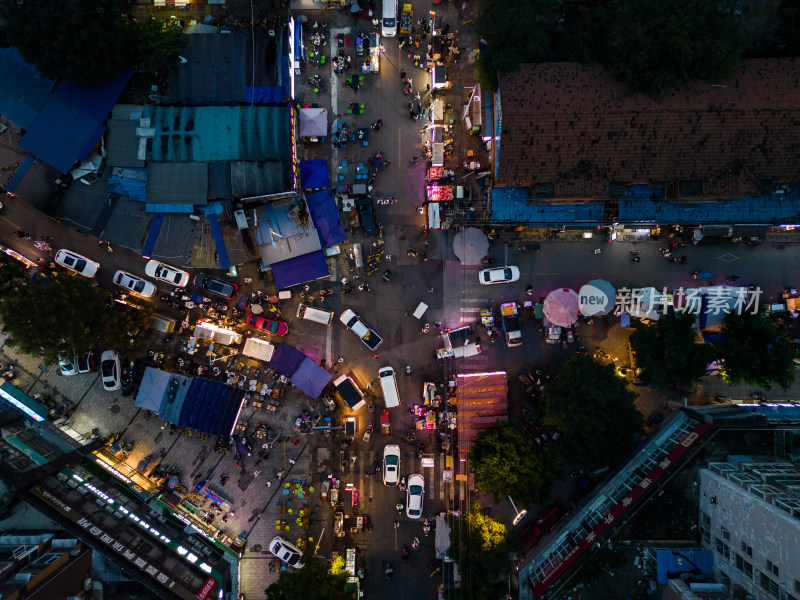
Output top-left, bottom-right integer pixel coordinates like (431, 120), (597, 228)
(275, 520), (281, 530)
(288, 508), (293, 515)
(284, 525), (290, 531)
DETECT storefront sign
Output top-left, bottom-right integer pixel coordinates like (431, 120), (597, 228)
(0, 381), (47, 422)
(196, 576), (217, 599)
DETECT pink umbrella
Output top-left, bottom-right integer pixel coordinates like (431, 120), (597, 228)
(543, 288), (580, 327)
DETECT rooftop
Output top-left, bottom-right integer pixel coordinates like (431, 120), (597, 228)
(497, 59), (800, 199)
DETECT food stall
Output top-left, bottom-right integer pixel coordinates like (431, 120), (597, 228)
(363, 33), (381, 73)
(423, 382), (439, 407)
(334, 511), (345, 537)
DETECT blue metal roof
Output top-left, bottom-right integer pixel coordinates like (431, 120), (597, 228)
(0, 48), (55, 129)
(656, 549), (713, 583)
(17, 67), (133, 173)
(271, 250), (329, 289)
(491, 187), (605, 224)
(142, 105), (292, 162)
(307, 189), (346, 247)
(619, 191), (800, 224)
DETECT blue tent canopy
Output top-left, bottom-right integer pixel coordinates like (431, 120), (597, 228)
(307, 189), (346, 246)
(269, 342), (306, 376)
(291, 357), (333, 399)
(134, 367), (244, 436)
(300, 160), (329, 190)
(271, 250), (329, 289)
(269, 343), (333, 399)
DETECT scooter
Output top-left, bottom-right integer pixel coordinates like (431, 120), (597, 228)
(384, 562), (393, 580)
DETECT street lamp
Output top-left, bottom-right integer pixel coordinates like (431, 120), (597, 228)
(508, 496), (527, 526)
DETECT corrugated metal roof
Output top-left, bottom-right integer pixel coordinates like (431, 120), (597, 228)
(142, 105), (292, 162)
(619, 195), (800, 224)
(254, 198), (321, 264)
(146, 162), (208, 205)
(0, 47), (55, 129)
(491, 187), (605, 224)
(12, 160), (61, 212)
(171, 32), (247, 105)
(111, 104), (145, 120)
(230, 161), (289, 197)
(107, 120), (145, 168)
(208, 162), (232, 200)
(101, 196), (153, 250)
(0, 129), (27, 188)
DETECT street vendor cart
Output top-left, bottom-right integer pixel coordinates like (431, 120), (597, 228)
(321, 481), (329, 502)
(334, 511), (345, 537)
(380, 409), (391, 436)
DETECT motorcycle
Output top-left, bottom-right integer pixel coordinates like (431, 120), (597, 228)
(399, 476), (406, 492)
(14, 230), (32, 240)
(480, 257), (495, 264)
(384, 562), (393, 580)
(423, 518), (431, 536)
(401, 545), (409, 564)
(33, 241), (51, 251)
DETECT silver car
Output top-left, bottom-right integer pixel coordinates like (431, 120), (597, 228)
(269, 536), (304, 568)
(406, 473), (424, 519)
(383, 444), (401, 486)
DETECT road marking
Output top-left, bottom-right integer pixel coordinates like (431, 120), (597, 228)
(459, 307), (481, 312)
(438, 454), (445, 500)
(326, 262), (337, 362)
(717, 252), (739, 263)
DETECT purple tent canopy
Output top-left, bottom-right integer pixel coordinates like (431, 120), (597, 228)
(543, 288), (580, 327)
(269, 342), (333, 399)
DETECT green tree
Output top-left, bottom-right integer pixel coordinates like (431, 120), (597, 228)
(445, 502), (519, 600)
(542, 355), (642, 466)
(0, 259), (26, 295)
(632, 310), (715, 390)
(470, 421), (562, 503)
(717, 312), (795, 391)
(265, 553), (351, 600)
(128, 12), (184, 75)
(569, 0), (743, 94)
(2, 0), (134, 83)
(0, 272), (153, 362)
(476, 0), (551, 91)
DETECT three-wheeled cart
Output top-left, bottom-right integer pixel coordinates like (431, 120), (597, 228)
(334, 511), (345, 537)
(380, 410), (391, 436)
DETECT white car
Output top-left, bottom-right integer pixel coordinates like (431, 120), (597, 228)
(145, 260), (189, 287)
(269, 536), (304, 568)
(479, 265), (520, 285)
(59, 355), (79, 376)
(383, 444), (401, 486)
(406, 473), (424, 519)
(54, 249), (99, 278)
(100, 350), (121, 391)
(113, 270), (157, 298)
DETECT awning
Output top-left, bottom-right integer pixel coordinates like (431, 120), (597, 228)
(242, 338), (275, 362)
(579, 279), (616, 316)
(432, 65), (447, 89)
(307, 188), (347, 246)
(432, 143), (444, 167)
(432, 99), (444, 124)
(271, 250), (330, 289)
(731, 225), (768, 238)
(300, 159), (329, 190)
(428, 201), (441, 229)
(290, 356), (333, 399)
(298, 107), (328, 137)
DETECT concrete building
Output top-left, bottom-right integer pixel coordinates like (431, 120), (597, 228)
(700, 456), (800, 600)
(0, 533), (92, 599)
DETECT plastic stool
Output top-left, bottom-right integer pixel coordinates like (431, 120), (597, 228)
(283, 488), (289, 495)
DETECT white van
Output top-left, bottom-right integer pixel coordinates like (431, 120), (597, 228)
(381, 0), (397, 37)
(297, 303), (334, 326)
(379, 366), (401, 408)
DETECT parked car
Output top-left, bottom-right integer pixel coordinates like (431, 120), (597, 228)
(356, 195), (377, 236)
(59, 355), (79, 376)
(479, 265), (520, 285)
(406, 473), (424, 518)
(144, 260), (189, 287)
(193, 273), (237, 300)
(383, 444), (401, 486)
(113, 270), (157, 298)
(333, 374), (366, 411)
(269, 536), (304, 568)
(245, 312), (289, 336)
(340, 308), (383, 350)
(54, 250), (99, 278)
(77, 349), (97, 373)
(100, 350), (121, 391)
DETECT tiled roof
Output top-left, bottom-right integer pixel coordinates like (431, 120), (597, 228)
(497, 59), (800, 198)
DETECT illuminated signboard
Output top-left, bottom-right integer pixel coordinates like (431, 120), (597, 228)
(0, 381), (47, 422)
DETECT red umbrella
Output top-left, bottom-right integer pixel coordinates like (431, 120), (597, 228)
(543, 288), (580, 327)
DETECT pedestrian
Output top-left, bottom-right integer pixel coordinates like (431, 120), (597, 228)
(411, 155), (419, 164)
(289, 458), (296, 465)
(386, 254), (392, 261)
(265, 480), (272, 488)
(373, 354), (379, 360)
(633, 256), (640, 263)
(254, 459), (262, 467)
(400, 69), (406, 81)
(407, 48), (412, 58)
(253, 470), (261, 477)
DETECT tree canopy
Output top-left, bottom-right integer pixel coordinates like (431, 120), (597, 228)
(542, 355), (642, 466)
(2, 1), (183, 83)
(445, 502), (519, 600)
(476, 0), (551, 91)
(0, 272), (153, 363)
(265, 553), (352, 600)
(568, 0), (743, 94)
(470, 421), (562, 503)
(632, 310), (715, 390)
(717, 312), (796, 391)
